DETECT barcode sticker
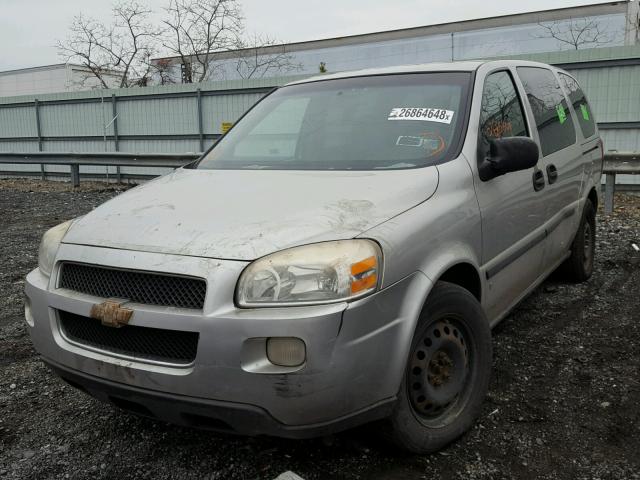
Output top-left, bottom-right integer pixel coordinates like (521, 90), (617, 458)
(388, 107), (455, 124)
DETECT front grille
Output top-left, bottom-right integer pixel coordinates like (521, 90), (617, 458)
(59, 310), (199, 364)
(59, 263), (206, 310)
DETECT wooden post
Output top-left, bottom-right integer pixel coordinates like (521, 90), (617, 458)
(70, 164), (80, 187)
(604, 173), (615, 215)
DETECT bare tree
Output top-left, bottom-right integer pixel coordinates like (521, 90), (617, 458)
(234, 34), (302, 79)
(59, 0), (305, 87)
(57, 1), (158, 88)
(162, 0), (243, 83)
(626, 7), (640, 45)
(535, 18), (612, 50)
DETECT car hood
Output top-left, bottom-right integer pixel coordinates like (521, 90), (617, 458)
(63, 167), (439, 260)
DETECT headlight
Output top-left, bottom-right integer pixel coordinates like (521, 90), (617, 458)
(236, 240), (382, 307)
(38, 220), (73, 277)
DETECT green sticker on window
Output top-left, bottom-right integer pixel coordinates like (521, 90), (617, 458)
(580, 104), (590, 121)
(556, 104), (567, 124)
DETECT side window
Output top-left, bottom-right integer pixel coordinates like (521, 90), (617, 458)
(516, 67), (576, 156)
(479, 71), (528, 156)
(558, 73), (596, 139)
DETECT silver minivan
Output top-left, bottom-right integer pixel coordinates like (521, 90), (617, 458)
(25, 60), (603, 453)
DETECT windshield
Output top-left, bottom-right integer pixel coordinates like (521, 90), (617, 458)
(197, 72), (472, 171)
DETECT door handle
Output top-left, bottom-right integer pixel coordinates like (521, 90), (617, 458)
(533, 169), (545, 191)
(546, 164), (558, 184)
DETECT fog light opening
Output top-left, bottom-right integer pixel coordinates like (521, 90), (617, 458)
(266, 337), (306, 367)
(24, 297), (35, 328)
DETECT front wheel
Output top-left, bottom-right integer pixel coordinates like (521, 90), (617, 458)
(382, 281), (492, 453)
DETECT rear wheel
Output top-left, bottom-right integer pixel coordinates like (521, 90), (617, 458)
(560, 200), (596, 282)
(382, 281), (492, 453)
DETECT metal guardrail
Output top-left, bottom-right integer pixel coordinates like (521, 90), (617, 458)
(602, 152), (640, 214)
(0, 152), (200, 187)
(0, 151), (638, 213)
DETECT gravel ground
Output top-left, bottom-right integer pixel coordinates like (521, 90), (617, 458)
(1, 178), (639, 480)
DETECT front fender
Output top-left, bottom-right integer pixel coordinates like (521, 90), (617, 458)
(337, 271), (433, 404)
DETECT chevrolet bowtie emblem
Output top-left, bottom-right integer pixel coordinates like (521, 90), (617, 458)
(90, 300), (134, 328)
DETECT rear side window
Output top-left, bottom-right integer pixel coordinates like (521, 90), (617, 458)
(559, 73), (596, 139)
(517, 67), (576, 156)
(478, 71), (528, 156)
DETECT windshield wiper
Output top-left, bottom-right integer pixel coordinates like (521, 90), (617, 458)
(238, 164), (274, 169)
(374, 162), (416, 169)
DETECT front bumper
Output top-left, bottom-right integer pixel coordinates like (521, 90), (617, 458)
(44, 358), (394, 438)
(25, 243), (430, 436)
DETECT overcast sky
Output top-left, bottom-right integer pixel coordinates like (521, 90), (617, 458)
(0, 0), (612, 71)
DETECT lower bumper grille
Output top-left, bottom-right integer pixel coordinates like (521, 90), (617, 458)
(58, 310), (199, 365)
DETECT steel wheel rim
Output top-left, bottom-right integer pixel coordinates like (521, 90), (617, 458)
(408, 315), (472, 427)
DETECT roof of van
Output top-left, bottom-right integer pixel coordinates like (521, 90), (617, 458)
(287, 60), (557, 85)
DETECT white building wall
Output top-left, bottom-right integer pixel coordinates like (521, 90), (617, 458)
(0, 65), (70, 97)
(0, 64), (121, 98)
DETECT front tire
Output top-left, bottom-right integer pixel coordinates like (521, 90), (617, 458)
(382, 281), (492, 453)
(560, 200), (596, 282)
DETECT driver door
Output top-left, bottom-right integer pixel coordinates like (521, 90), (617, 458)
(473, 69), (547, 322)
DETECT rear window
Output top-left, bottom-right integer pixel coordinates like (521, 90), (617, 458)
(197, 73), (472, 170)
(559, 73), (596, 139)
(517, 67), (576, 157)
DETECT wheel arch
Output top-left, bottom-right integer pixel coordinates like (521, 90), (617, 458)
(340, 258), (485, 409)
(403, 260), (484, 371)
(436, 262), (482, 302)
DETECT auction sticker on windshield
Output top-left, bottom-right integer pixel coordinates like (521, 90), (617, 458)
(388, 107), (454, 124)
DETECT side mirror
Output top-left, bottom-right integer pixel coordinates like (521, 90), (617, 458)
(478, 137), (539, 181)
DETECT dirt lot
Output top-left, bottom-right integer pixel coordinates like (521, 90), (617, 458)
(1, 178), (639, 480)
